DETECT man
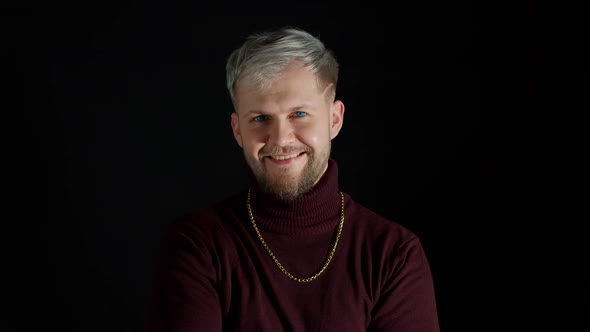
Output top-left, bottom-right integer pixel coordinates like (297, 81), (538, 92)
(145, 26), (440, 332)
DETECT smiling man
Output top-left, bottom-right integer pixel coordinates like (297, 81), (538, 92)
(145, 27), (440, 332)
(231, 59), (343, 200)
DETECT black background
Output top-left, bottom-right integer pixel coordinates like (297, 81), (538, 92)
(5, 1), (578, 331)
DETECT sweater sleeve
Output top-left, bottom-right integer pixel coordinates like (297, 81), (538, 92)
(369, 236), (440, 332)
(145, 218), (223, 332)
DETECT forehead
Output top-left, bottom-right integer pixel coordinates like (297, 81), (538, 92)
(235, 62), (326, 113)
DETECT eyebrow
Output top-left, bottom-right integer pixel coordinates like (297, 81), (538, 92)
(244, 104), (313, 116)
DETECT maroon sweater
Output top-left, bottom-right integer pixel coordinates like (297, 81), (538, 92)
(145, 159), (440, 332)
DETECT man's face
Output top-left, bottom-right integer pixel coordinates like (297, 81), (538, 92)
(231, 61), (344, 200)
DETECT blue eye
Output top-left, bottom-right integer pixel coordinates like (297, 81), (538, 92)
(253, 115), (267, 122)
(294, 111), (307, 117)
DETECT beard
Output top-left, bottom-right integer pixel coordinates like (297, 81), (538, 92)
(245, 143), (331, 201)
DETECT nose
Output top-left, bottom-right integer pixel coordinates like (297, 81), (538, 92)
(268, 119), (295, 147)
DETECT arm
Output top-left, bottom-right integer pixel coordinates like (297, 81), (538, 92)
(145, 220), (222, 332)
(369, 237), (440, 332)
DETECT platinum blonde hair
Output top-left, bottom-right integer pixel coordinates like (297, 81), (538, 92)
(225, 26), (339, 106)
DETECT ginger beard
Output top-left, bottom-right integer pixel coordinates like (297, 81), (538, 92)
(245, 143), (331, 201)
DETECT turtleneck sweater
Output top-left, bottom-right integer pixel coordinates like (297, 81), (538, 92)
(145, 159), (440, 332)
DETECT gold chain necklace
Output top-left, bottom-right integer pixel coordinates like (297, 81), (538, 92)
(246, 188), (345, 282)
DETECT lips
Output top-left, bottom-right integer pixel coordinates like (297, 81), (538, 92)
(268, 152), (301, 160)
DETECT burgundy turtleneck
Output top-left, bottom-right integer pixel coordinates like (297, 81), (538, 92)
(145, 159), (440, 332)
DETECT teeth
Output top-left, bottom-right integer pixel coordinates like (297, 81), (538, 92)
(270, 153), (299, 160)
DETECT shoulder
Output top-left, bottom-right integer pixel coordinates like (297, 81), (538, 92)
(150, 192), (247, 281)
(163, 191), (246, 245)
(344, 193), (421, 250)
(344, 194), (433, 281)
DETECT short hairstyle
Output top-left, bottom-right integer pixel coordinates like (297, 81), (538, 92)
(226, 26), (339, 105)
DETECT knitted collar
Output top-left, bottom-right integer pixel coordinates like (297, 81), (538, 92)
(246, 158), (343, 234)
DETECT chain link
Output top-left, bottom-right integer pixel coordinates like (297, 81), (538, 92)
(246, 189), (345, 282)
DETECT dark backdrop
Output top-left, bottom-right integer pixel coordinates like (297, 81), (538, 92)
(6, 1), (570, 331)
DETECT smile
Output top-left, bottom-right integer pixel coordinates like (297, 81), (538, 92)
(269, 153), (301, 160)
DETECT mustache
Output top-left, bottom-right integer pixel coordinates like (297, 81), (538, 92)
(259, 145), (312, 157)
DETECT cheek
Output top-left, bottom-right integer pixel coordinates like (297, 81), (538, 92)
(242, 129), (265, 144)
(296, 123), (328, 148)
(241, 132), (265, 155)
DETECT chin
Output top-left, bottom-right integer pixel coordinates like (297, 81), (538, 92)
(262, 173), (317, 200)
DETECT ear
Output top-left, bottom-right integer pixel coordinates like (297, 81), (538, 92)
(329, 100), (345, 140)
(230, 112), (243, 148)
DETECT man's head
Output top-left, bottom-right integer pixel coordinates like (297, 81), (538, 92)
(226, 27), (345, 201)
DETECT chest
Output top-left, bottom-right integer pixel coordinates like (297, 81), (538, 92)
(221, 268), (372, 332)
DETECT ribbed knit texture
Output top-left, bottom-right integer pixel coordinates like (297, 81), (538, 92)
(247, 159), (343, 234)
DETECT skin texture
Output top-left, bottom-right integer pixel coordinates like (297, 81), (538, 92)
(231, 61), (345, 200)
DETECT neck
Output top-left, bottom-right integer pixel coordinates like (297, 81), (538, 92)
(246, 158), (342, 233)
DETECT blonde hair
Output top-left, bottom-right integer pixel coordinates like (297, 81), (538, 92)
(226, 26), (339, 105)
